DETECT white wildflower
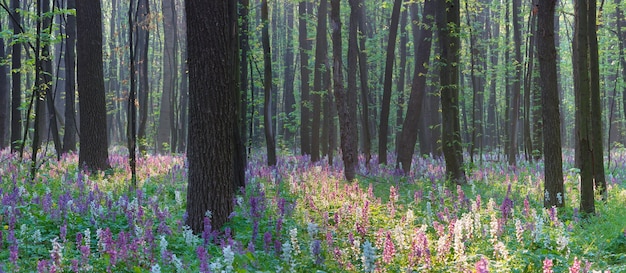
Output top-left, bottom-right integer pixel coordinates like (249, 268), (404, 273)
(150, 263), (161, 273)
(84, 228), (91, 248)
(493, 241), (508, 259)
(223, 245), (235, 272)
(172, 254), (184, 273)
(205, 210), (213, 218)
(362, 240), (377, 273)
(32, 229), (42, 242)
(289, 228), (300, 255)
(556, 192), (563, 205)
(159, 235), (168, 257)
(49, 237), (64, 271)
(515, 218), (524, 244)
(182, 225), (198, 246)
(175, 191), (183, 207)
(556, 232), (569, 252)
(307, 222), (318, 238)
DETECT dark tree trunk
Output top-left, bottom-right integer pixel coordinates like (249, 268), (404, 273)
(508, 0), (523, 166)
(0, 19), (7, 149)
(587, 0), (606, 200)
(537, 0), (564, 208)
(299, 1), (312, 156)
(10, 0), (21, 153)
(617, 3), (626, 148)
(185, 0), (239, 233)
(282, 3), (296, 142)
(486, 8), (499, 150)
(395, 8), (408, 157)
(311, 0), (328, 162)
(136, 0), (150, 153)
(437, 0), (466, 184)
(62, 0), (77, 153)
(76, 0), (110, 170)
(356, 0), (371, 167)
(42, 0), (62, 158)
(574, 0), (594, 214)
(332, 0), (357, 181)
(396, 0), (435, 173)
(524, 9), (537, 160)
(261, 0), (276, 166)
(239, 0), (250, 156)
(378, 0), (402, 165)
(156, 0), (177, 153)
(466, 0), (482, 163)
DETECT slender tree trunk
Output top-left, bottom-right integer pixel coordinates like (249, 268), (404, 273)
(10, 0), (21, 153)
(617, 3), (626, 147)
(156, 0), (177, 153)
(378, 0), (402, 165)
(282, 3), (296, 142)
(574, 0), (594, 214)
(396, 0), (435, 173)
(395, 8), (408, 157)
(136, 0), (150, 153)
(332, 0), (357, 181)
(356, 0), (371, 167)
(538, 0), (564, 208)
(523, 9), (537, 161)
(239, 0), (250, 156)
(0, 19), (8, 149)
(261, 0), (276, 166)
(508, 0), (523, 166)
(437, 0), (466, 184)
(299, 1), (312, 156)
(76, 0), (110, 170)
(311, 0), (329, 162)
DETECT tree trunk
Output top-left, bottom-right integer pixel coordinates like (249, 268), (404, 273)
(76, 0), (110, 170)
(10, 0), (21, 153)
(42, 0), (62, 158)
(537, 0), (564, 208)
(587, 0), (606, 201)
(156, 0), (177, 153)
(395, 8), (408, 157)
(378, 0), (402, 165)
(574, 0), (594, 214)
(437, 0), (466, 184)
(396, 0), (435, 173)
(0, 19), (8, 149)
(332, 0), (357, 181)
(523, 9), (537, 161)
(282, 3), (296, 142)
(508, 0), (523, 166)
(261, 0), (276, 166)
(136, 0), (150, 153)
(299, 1), (312, 156)
(466, 0), (482, 164)
(185, 0), (239, 233)
(356, 0), (371, 168)
(62, 0), (77, 153)
(311, 0), (329, 162)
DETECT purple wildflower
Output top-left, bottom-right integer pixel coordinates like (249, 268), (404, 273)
(311, 239), (323, 265)
(37, 260), (49, 273)
(263, 231), (272, 252)
(196, 246), (211, 273)
(475, 257), (489, 273)
(202, 216), (212, 245)
(60, 225), (67, 242)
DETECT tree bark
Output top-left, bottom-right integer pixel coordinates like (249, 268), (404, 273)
(156, 0), (178, 153)
(311, 0), (329, 162)
(299, 1), (312, 156)
(0, 19), (8, 149)
(10, 0), (21, 153)
(395, 8), (408, 157)
(396, 0), (435, 173)
(537, 0), (564, 208)
(508, 0), (523, 166)
(262, 0), (276, 166)
(332, 0), (357, 181)
(282, 3), (296, 142)
(62, 0), (77, 153)
(185, 0), (239, 233)
(356, 0), (371, 168)
(76, 0), (110, 170)
(437, 0), (466, 184)
(136, 0), (150, 153)
(378, 0), (402, 165)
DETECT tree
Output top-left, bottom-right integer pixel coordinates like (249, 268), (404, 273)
(262, 0), (277, 166)
(378, 0), (402, 165)
(396, 0), (435, 174)
(508, 0), (523, 166)
(282, 3), (296, 142)
(574, 0), (594, 214)
(311, 0), (329, 162)
(76, 0), (110, 170)
(332, 0), (357, 180)
(62, 0), (77, 153)
(185, 0), (240, 233)
(299, 1), (312, 156)
(356, 0), (371, 168)
(10, 0), (21, 153)
(0, 19), (7, 149)
(537, 0), (564, 208)
(437, 0), (466, 184)
(136, 0), (150, 153)
(156, 0), (178, 153)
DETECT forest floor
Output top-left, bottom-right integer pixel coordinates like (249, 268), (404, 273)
(0, 147), (625, 272)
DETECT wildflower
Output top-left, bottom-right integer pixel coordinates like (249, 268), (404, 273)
(159, 235), (168, 261)
(493, 241), (508, 259)
(556, 232), (569, 252)
(543, 258), (554, 273)
(49, 237), (64, 271)
(289, 228), (300, 256)
(172, 254), (184, 273)
(311, 239), (323, 265)
(362, 240), (376, 273)
(475, 257), (489, 273)
(183, 225), (198, 246)
(223, 245), (235, 272)
(515, 218), (524, 244)
(263, 231), (272, 252)
(31, 229), (42, 243)
(196, 246), (210, 273)
(150, 263), (162, 273)
(570, 257), (581, 273)
(382, 232), (396, 264)
(307, 222), (319, 239)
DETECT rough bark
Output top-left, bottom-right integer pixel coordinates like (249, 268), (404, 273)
(508, 0), (523, 166)
(537, 0), (564, 208)
(437, 0), (466, 184)
(356, 0), (371, 167)
(62, 0), (77, 153)
(299, 1), (312, 156)
(156, 0), (178, 153)
(311, 0), (328, 162)
(396, 0), (435, 173)
(10, 0), (21, 153)
(0, 19), (7, 149)
(395, 8), (407, 157)
(136, 0), (150, 153)
(282, 3), (296, 141)
(185, 0), (239, 233)
(378, 0), (402, 165)
(262, 0), (276, 166)
(332, 0), (357, 181)
(76, 0), (110, 170)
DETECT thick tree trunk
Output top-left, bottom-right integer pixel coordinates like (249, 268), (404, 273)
(537, 0), (564, 208)
(262, 0), (276, 166)
(299, 1), (312, 156)
(378, 0), (402, 165)
(76, 0), (110, 170)
(437, 0), (466, 184)
(332, 0), (357, 181)
(156, 0), (177, 153)
(311, 0), (329, 162)
(396, 0), (435, 173)
(185, 0), (239, 233)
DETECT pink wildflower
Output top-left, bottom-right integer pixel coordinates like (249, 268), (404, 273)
(543, 258), (553, 273)
(569, 257), (581, 273)
(382, 232), (395, 264)
(475, 257), (489, 273)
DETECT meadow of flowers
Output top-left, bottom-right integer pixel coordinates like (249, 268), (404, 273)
(0, 147), (625, 272)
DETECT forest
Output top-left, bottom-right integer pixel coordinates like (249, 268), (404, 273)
(0, 0), (626, 272)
